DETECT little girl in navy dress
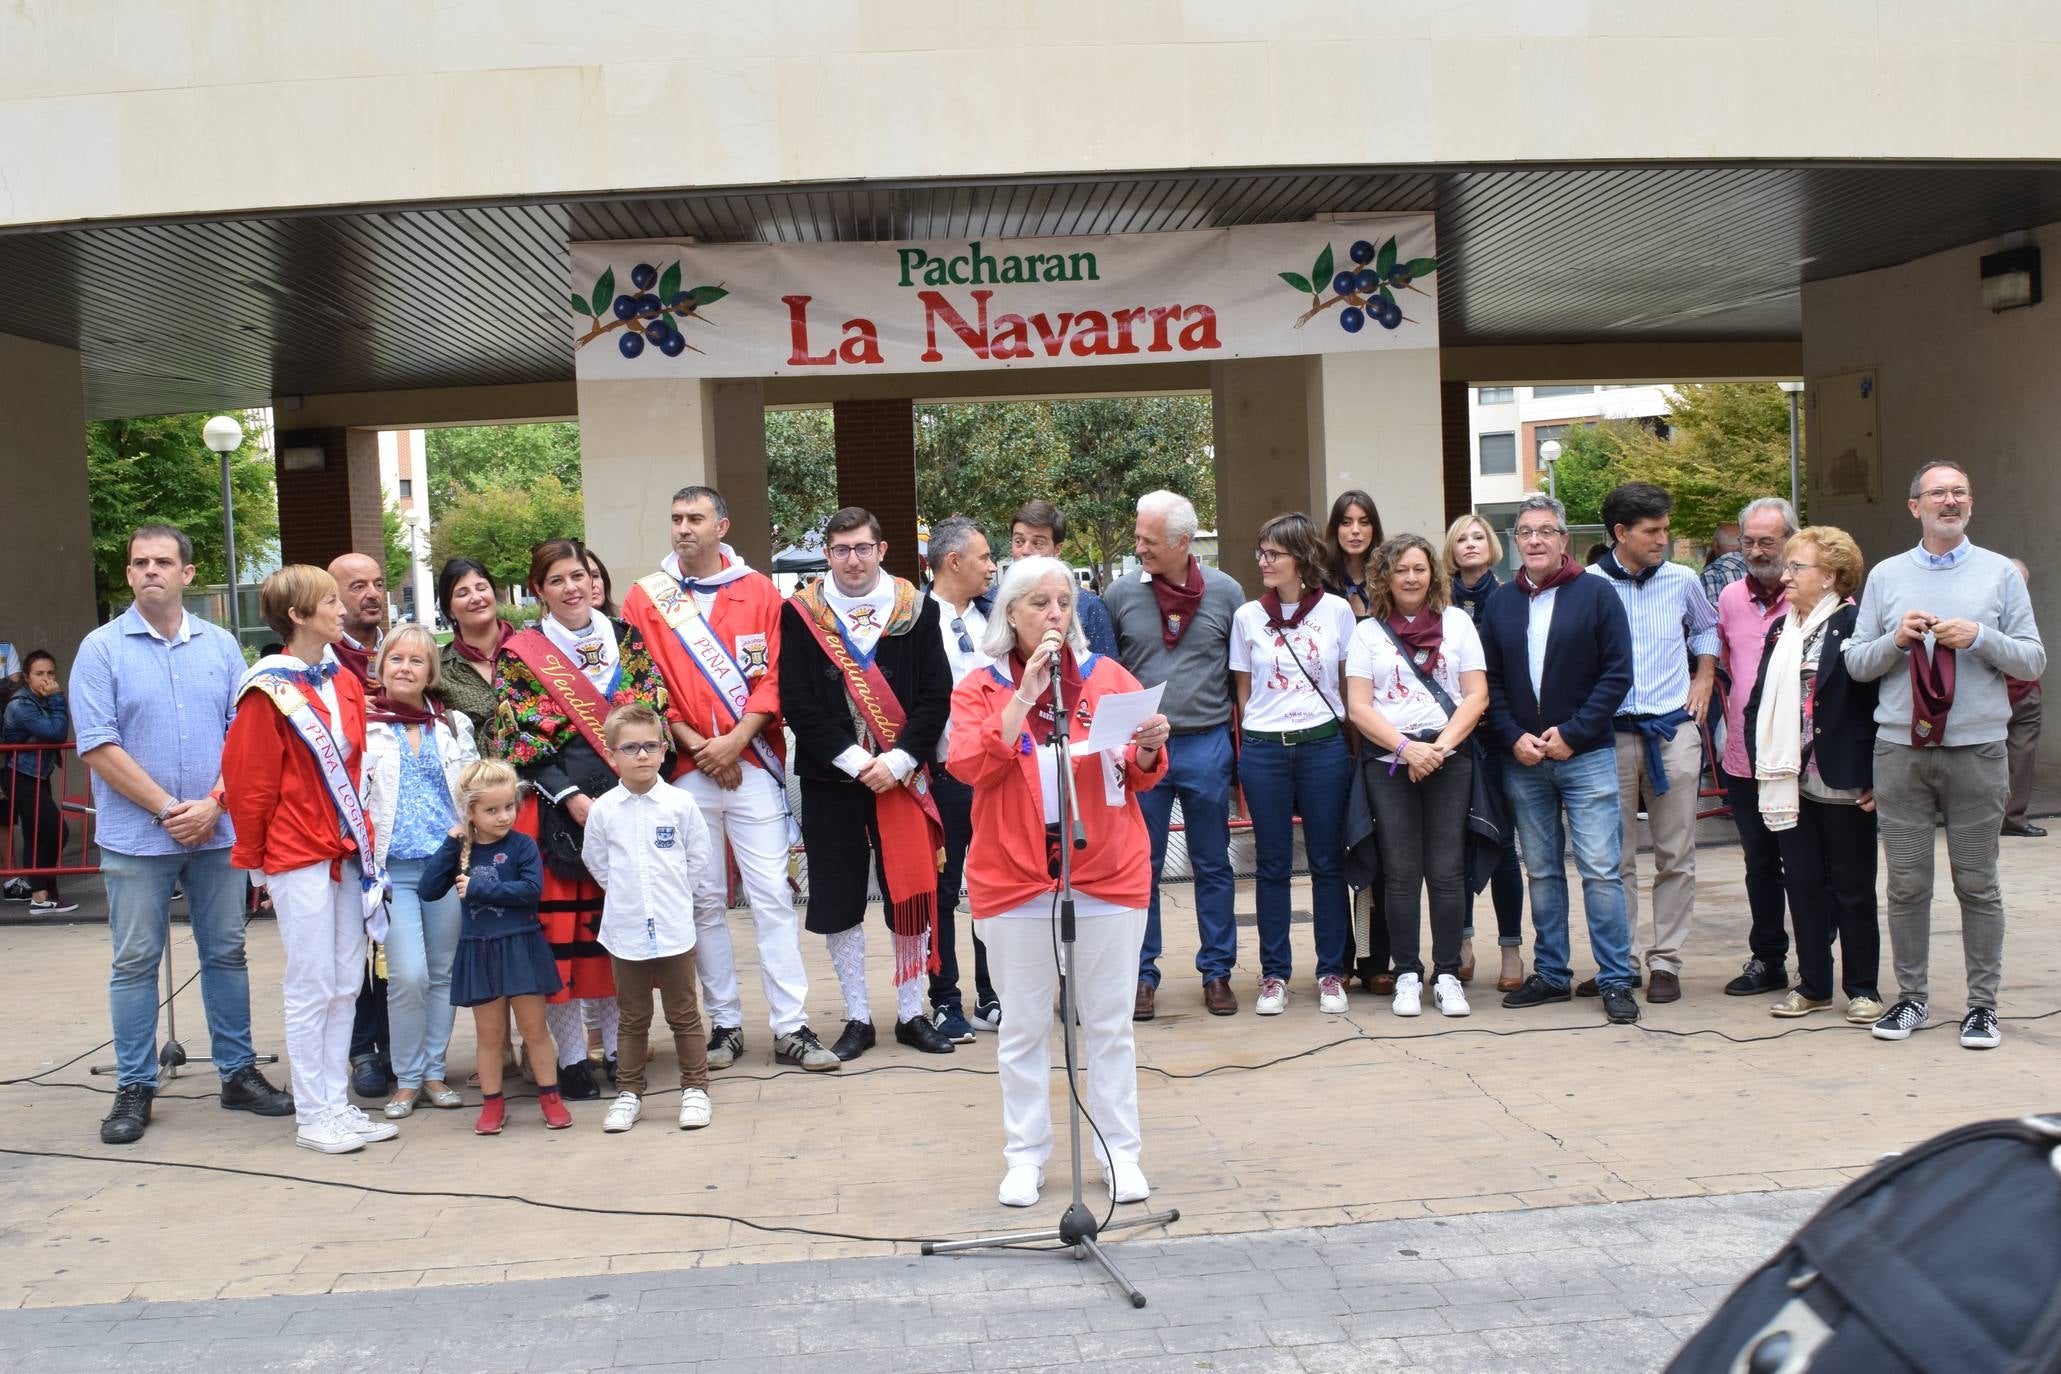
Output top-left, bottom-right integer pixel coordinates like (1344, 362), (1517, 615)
(420, 760), (570, 1136)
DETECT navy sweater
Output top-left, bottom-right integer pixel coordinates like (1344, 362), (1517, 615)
(419, 830), (544, 939)
(1479, 573), (1634, 756)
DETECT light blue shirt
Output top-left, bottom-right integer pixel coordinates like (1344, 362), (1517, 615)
(1588, 556), (1720, 715)
(69, 606), (243, 857)
(387, 724), (457, 861)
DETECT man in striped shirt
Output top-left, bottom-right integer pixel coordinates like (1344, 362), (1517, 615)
(1588, 483), (1720, 1005)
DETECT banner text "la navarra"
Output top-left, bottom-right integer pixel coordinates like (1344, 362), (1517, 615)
(782, 290), (1221, 367)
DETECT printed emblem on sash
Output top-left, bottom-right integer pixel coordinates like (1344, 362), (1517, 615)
(1166, 613), (1183, 636)
(1412, 648), (1430, 666)
(736, 633), (769, 677)
(847, 605), (880, 630)
(1916, 719), (1934, 739)
(574, 639), (608, 671)
(655, 824), (677, 849)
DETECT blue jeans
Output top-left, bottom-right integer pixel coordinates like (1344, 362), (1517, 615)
(103, 846), (256, 1087)
(1500, 746), (1635, 990)
(382, 857), (462, 1088)
(1137, 724), (1237, 985)
(1238, 732), (1351, 980)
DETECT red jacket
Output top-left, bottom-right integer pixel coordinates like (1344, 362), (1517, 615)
(223, 668), (371, 876)
(947, 656), (1166, 918)
(619, 563), (787, 771)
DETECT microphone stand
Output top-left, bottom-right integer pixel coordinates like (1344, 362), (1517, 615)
(925, 637), (1180, 1307)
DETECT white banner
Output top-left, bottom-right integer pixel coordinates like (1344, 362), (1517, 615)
(567, 216), (1437, 379)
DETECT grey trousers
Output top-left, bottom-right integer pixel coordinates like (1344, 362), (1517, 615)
(1613, 727), (1702, 975)
(1872, 739), (2009, 1009)
(2005, 687), (2042, 828)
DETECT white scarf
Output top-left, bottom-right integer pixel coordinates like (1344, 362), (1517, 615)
(823, 570), (896, 658)
(1754, 593), (1842, 832)
(540, 612), (620, 694)
(659, 545), (754, 589)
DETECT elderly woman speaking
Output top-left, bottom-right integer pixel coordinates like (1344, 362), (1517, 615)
(947, 556), (1171, 1212)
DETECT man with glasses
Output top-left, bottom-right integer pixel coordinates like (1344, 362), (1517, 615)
(620, 484), (841, 1074)
(780, 507), (957, 1059)
(1588, 482), (1720, 1005)
(1844, 463), (2044, 1050)
(1714, 497), (1801, 997)
(1008, 500), (1119, 659)
(1479, 493), (1642, 1024)
(922, 516), (1002, 1042)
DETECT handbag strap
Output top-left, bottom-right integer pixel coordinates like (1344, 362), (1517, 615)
(1275, 623), (1344, 724)
(1375, 617), (1460, 722)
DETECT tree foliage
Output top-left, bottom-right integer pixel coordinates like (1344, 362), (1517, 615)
(84, 410), (278, 615)
(423, 423), (582, 509)
(428, 474), (585, 597)
(764, 408), (840, 551)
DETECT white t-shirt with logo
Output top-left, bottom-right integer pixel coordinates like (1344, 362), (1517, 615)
(1228, 594), (1356, 733)
(1344, 606), (1486, 747)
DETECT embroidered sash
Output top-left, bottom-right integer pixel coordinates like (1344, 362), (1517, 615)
(505, 627), (615, 758)
(635, 570), (784, 784)
(243, 672), (388, 931)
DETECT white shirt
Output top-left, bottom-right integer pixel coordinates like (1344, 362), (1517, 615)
(1344, 607), (1485, 753)
(933, 592), (992, 761)
(581, 781), (711, 960)
(1526, 587), (1558, 702)
(1229, 595), (1356, 733)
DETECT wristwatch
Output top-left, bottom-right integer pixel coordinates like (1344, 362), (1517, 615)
(208, 787), (228, 810)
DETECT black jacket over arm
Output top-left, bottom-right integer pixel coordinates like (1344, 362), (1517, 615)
(779, 593), (953, 783)
(1742, 602), (1877, 792)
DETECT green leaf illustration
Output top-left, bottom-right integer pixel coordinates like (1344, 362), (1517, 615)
(687, 284), (729, 307)
(591, 266), (616, 319)
(570, 293), (593, 318)
(1380, 285), (1396, 310)
(658, 260), (681, 304)
(1280, 271), (1314, 295)
(1404, 257), (1438, 278)
(1312, 244), (1334, 295)
(1376, 237), (1398, 277)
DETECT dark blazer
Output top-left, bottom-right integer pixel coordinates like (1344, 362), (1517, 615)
(1742, 601), (1877, 792)
(779, 592), (952, 783)
(1479, 573), (1634, 756)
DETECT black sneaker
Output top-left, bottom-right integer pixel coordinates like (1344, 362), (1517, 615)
(1959, 1006), (2001, 1050)
(1501, 974), (1572, 1008)
(1600, 985), (1641, 1024)
(100, 1083), (154, 1144)
(1871, 998), (1930, 1041)
(218, 1064), (294, 1116)
(1, 877), (29, 902)
(895, 1016), (956, 1054)
(1576, 970), (1643, 998)
(830, 1018), (876, 1062)
(29, 898), (80, 915)
(1724, 958), (1788, 997)
(556, 1059), (600, 1100)
(705, 1025), (743, 1070)
(603, 1053), (618, 1086)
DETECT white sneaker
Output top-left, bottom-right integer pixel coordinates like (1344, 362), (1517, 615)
(603, 1091), (641, 1133)
(1107, 1159), (1150, 1204)
(1317, 975), (1348, 1014)
(997, 1164), (1044, 1207)
(1254, 977), (1287, 1016)
(1391, 972), (1423, 1017)
(1432, 974), (1471, 1018)
(339, 1103), (398, 1142)
(295, 1114), (366, 1155)
(677, 1088), (712, 1130)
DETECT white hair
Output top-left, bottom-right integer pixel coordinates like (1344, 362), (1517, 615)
(980, 556), (1090, 661)
(1738, 496), (1798, 535)
(1137, 490), (1198, 545)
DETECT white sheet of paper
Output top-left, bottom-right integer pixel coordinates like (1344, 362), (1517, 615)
(1081, 682), (1166, 755)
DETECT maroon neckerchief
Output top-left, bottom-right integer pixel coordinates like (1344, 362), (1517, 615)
(452, 619), (515, 664)
(1745, 574), (1784, 612)
(1909, 641), (1956, 747)
(367, 692), (445, 727)
(1386, 608), (1447, 679)
(1008, 643), (1088, 742)
(333, 634), (377, 686)
(1261, 588), (1323, 639)
(1518, 555), (1585, 598)
(1150, 557), (1206, 645)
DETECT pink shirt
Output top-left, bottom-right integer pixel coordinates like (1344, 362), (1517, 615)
(1715, 574), (1788, 778)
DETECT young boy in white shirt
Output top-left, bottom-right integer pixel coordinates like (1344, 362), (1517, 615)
(582, 703), (721, 1132)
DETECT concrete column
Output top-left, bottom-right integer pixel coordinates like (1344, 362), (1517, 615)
(832, 398), (920, 583)
(275, 427), (386, 569)
(0, 334), (96, 670)
(1305, 349), (1447, 543)
(577, 376), (768, 581)
(1211, 358), (1316, 598)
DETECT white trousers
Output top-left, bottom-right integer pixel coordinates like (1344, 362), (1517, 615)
(985, 907), (1147, 1172)
(675, 766), (811, 1034)
(268, 860), (367, 1127)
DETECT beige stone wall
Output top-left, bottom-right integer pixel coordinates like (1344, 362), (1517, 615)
(0, 334), (97, 671)
(6, 2), (2061, 227)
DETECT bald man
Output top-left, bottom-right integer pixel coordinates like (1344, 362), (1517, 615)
(326, 552), (387, 686)
(2004, 558), (2046, 838)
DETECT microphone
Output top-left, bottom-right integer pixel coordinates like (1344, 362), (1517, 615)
(1040, 628), (1064, 653)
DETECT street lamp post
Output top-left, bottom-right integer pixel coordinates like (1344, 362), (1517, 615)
(202, 415), (245, 639)
(1778, 380), (1805, 512)
(402, 506), (428, 621)
(1539, 438), (1563, 502)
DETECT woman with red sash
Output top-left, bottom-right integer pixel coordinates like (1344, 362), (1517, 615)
(493, 540), (670, 1099)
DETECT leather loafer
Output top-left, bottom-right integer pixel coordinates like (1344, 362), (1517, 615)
(2003, 822), (2048, 838)
(1645, 971), (1681, 1004)
(219, 1065), (295, 1117)
(830, 1018), (876, 1062)
(1202, 977), (1238, 1016)
(894, 1015), (956, 1054)
(1133, 980), (1156, 1022)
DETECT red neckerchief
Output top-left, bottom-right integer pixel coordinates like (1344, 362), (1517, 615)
(333, 635), (377, 686)
(1262, 589), (1323, 638)
(367, 692), (445, 727)
(1518, 555), (1584, 598)
(452, 619), (515, 664)
(1008, 643), (1087, 741)
(1386, 609), (1447, 679)
(1150, 557), (1206, 645)
(1745, 575), (1784, 612)
(1910, 641), (1956, 747)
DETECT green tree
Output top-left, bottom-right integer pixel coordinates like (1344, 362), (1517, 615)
(764, 408), (840, 550)
(381, 503), (413, 594)
(1045, 395), (1215, 580)
(423, 422), (581, 508)
(914, 402), (1056, 544)
(84, 410), (278, 615)
(428, 474), (585, 596)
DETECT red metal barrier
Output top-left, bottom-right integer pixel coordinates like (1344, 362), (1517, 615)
(0, 742), (98, 879)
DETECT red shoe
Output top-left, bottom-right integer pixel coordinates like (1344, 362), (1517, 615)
(474, 1096), (506, 1136)
(539, 1091), (572, 1130)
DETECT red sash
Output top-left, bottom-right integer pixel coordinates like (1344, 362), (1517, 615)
(793, 589), (944, 979)
(503, 628), (614, 758)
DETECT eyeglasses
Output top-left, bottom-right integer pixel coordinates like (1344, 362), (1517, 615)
(825, 542), (879, 561)
(1741, 537), (1784, 552)
(612, 741), (665, 758)
(1512, 525), (1565, 542)
(951, 615), (975, 655)
(1918, 486), (1971, 502)
(1254, 549), (1289, 564)
(1782, 562), (1822, 576)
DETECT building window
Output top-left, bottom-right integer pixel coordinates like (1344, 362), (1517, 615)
(1479, 431), (1517, 476)
(1531, 385), (1597, 399)
(398, 478), (413, 499)
(1476, 386), (1515, 404)
(1534, 424), (1571, 461)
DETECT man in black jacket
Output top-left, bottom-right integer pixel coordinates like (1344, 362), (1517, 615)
(779, 508), (956, 1060)
(1478, 494), (1642, 1024)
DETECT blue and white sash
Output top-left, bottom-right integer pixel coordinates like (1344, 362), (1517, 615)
(243, 670), (389, 936)
(637, 569), (786, 786)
